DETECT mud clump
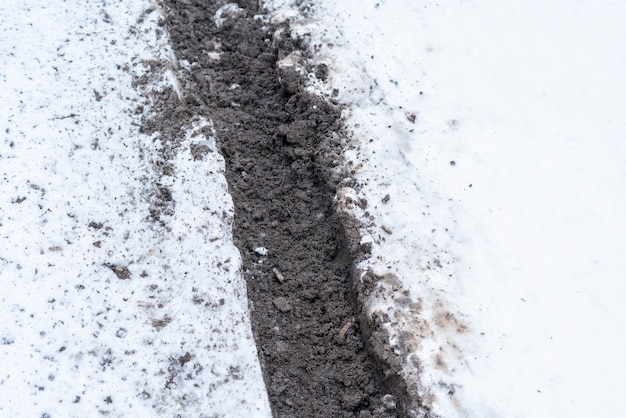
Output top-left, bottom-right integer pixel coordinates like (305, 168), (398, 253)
(161, 1), (400, 417)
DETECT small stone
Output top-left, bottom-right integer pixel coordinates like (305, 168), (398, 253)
(272, 268), (285, 283)
(273, 297), (292, 313)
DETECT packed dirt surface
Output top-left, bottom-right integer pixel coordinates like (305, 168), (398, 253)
(158, 1), (403, 416)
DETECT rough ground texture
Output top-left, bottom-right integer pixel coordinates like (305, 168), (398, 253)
(160, 0), (403, 416)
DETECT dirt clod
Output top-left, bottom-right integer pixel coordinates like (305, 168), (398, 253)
(272, 297), (292, 313)
(105, 264), (130, 280)
(89, 221), (103, 230)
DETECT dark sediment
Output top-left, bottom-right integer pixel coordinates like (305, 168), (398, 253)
(160, 1), (404, 416)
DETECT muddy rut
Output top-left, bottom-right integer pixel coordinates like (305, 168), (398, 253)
(160, 1), (400, 416)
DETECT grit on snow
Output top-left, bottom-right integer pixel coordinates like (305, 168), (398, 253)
(0, 1), (269, 417)
(276, 0), (626, 416)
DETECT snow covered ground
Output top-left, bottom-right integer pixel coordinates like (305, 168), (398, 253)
(271, 0), (626, 416)
(5, 0), (626, 416)
(0, 1), (270, 416)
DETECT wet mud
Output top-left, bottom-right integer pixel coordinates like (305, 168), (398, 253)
(159, 1), (403, 416)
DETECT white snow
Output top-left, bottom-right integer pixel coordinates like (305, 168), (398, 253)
(268, 0), (626, 416)
(0, 1), (270, 416)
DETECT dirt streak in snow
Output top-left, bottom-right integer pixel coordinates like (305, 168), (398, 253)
(161, 1), (404, 416)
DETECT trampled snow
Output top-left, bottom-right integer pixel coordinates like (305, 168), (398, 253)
(272, 0), (626, 416)
(0, 1), (270, 416)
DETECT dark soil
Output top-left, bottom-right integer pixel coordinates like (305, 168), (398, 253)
(159, 1), (402, 416)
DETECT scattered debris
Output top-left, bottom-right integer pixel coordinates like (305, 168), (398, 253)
(272, 267), (285, 283)
(178, 352), (192, 366)
(150, 315), (173, 331)
(89, 221), (104, 230)
(104, 264), (131, 280)
(337, 320), (354, 343)
(381, 225), (393, 234)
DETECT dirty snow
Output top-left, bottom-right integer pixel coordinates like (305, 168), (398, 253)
(267, 0), (626, 416)
(0, 1), (270, 416)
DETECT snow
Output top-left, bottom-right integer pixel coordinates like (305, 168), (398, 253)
(0, 1), (270, 416)
(269, 0), (626, 416)
(5, 0), (626, 415)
